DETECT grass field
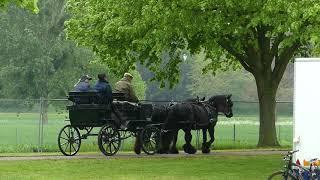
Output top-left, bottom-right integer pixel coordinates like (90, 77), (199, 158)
(0, 112), (293, 153)
(0, 154), (283, 180)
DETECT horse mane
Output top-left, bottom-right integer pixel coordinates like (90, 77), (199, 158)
(185, 96), (206, 103)
(208, 94), (231, 103)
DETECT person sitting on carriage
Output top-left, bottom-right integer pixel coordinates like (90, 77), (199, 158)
(114, 72), (139, 103)
(74, 75), (92, 92)
(94, 73), (113, 104)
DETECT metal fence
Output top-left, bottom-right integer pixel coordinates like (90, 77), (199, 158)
(0, 99), (293, 153)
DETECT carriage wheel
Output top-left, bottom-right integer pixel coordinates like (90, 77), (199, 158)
(140, 125), (161, 155)
(98, 123), (121, 156)
(58, 125), (81, 156)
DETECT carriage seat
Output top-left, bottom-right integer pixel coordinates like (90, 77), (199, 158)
(68, 91), (125, 104)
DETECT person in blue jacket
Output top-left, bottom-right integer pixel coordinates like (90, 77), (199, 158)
(74, 75), (92, 92)
(94, 73), (113, 104)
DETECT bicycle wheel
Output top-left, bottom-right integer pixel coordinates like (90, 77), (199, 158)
(268, 171), (298, 180)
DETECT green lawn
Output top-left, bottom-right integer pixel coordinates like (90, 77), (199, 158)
(0, 154), (283, 180)
(0, 112), (293, 153)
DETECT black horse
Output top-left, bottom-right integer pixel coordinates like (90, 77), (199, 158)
(133, 103), (170, 154)
(133, 98), (200, 154)
(160, 95), (233, 154)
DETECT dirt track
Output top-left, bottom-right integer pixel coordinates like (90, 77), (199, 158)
(0, 150), (287, 161)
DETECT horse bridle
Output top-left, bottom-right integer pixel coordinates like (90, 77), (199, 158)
(206, 97), (233, 116)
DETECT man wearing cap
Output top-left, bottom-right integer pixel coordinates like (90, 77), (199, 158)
(114, 73), (139, 103)
(94, 73), (113, 104)
(74, 75), (92, 92)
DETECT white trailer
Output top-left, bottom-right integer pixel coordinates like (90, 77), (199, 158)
(294, 58), (320, 166)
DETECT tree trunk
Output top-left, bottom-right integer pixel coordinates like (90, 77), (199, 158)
(255, 75), (280, 147)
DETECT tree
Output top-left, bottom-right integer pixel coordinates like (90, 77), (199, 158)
(65, 0), (320, 146)
(0, 0), (96, 100)
(0, 0), (39, 13)
(137, 61), (192, 101)
(0, 0), (147, 101)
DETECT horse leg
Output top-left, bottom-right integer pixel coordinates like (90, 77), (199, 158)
(134, 132), (141, 155)
(204, 122), (217, 153)
(169, 130), (179, 154)
(158, 131), (172, 154)
(201, 128), (210, 154)
(182, 129), (197, 154)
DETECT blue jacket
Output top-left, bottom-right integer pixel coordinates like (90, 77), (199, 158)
(74, 81), (91, 92)
(94, 80), (113, 103)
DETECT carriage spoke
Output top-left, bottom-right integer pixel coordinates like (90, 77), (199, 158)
(60, 137), (69, 141)
(71, 128), (75, 138)
(111, 141), (117, 150)
(60, 141), (69, 146)
(149, 143), (154, 150)
(150, 141), (155, 148)
(102, 139), (108, 145)
(63, 129), (69, 138)
(71, 143), (77, 152)
(69, 142), (72, 154)
(109, 143), (112, 153)
(64, 142), (70, 152)
(106, 128), (112, 134)
(146, 142), (151, 150)
(150, 139), (156, 145)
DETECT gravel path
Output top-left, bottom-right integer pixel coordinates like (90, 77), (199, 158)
(0, 150), (287, 161)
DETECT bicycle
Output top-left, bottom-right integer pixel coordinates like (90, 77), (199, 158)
(268, 150), (320, 180)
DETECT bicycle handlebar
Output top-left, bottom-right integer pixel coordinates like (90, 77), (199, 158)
(288, 150), (299, 155)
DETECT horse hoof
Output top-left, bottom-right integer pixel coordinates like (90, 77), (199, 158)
(134, 148), (141, 155)
(183, 144), (188, 153)
(189, 147), (197, 154)
(183, 144), (197, 154)
(169, 147), (179, 154)
(202, 147), (210, 154)
(158, 149), (169, 154)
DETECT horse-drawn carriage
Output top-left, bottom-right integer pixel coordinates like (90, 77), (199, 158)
(58, 91), (233, 156)
(57, 91), (160, 156)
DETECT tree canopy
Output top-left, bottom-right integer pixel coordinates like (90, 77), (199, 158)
(0, 0), (39, 13)
(66, 0), (319, 83)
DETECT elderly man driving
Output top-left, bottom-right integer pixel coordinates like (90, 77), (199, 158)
(114, 73), (139, 103)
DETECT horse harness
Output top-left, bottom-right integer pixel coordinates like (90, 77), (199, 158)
(190, 101), (218, 126)
(202, 102), (218, 123)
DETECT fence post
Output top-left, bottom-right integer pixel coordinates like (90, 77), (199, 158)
(233, 124), (236, 143)
(16, 128), (18, 145)
(38, 97), (44, 152)
(278, 125), (281, 143)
